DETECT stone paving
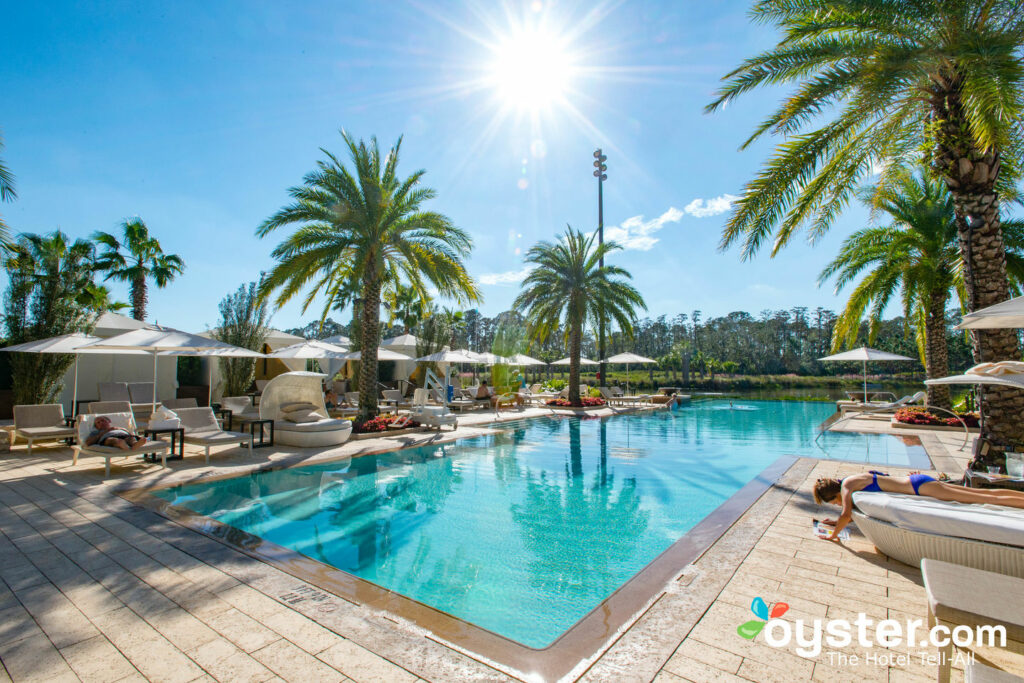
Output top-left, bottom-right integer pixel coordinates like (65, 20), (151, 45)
(0, 407), (1018, 682)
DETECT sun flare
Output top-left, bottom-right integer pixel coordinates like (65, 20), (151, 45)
(489, 28), (573, 110)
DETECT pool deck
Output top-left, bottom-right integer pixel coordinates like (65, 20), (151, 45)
(0, 406), (1018, 682)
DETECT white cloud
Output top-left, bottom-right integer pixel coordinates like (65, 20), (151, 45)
(684, 193), (740, 218)
(478, 266), (534, 286)
(604, 206), (685, 251)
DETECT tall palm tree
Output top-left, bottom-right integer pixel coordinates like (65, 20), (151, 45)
(820, 170), (1024, 408)
(0, 131), (17, 247)
(257, 132), (481, 423)
(707, 0), (1024, 445)
(514, 228), (645, 406)
(93, 217), (185, 321)
(387, 282), (428, 333)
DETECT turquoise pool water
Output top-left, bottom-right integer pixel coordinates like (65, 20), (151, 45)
(152, 400), (928, 648)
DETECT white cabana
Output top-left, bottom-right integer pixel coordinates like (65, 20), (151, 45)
(819, 346), (916, 403)
(378, 334), (419, 382)
(200, 327), (305, 400)
(602, 352), (657, 395)
(957, 297), (1024, 330)
(80, 326), (264, 412)
(317, 334), (352, 380)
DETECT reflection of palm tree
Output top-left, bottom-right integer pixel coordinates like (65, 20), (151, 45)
(511, 419), (650, 597)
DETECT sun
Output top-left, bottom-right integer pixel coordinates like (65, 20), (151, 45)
(488, 27), (574, 110)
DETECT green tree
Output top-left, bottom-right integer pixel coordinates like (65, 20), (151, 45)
(213, 281), (270, 396)
(708, 0), (1024, 444)
(3, 232), (97, 404)
(387, 282), (428, 333)
(0, 131), (15, 247)
(257, 132), (480, 423)
(514, 228), (645, 406)
(820, 170), (1024, 408)
(93, 217), (185, 321)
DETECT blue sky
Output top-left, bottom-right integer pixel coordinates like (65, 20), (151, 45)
(1, 0), (875, 333)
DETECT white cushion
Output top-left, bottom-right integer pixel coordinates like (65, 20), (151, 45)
(284, 409), (320, 423)
(854, 491), (1024, 548)
(274, 418), (352, 433)
(281, 401), (317, 414)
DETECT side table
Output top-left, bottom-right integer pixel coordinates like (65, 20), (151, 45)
(233, 418), (274, 448)
(143, 427), (185, 461)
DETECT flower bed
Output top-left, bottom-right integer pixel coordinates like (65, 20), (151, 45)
(353, 415), (421, 434)
(894, 407), (980, 428)
(546, 397), (606, 408)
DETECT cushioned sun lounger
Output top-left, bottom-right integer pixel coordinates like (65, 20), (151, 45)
(13, 404), (75, 454)
(175, 407), (252, 463)
(73, 411), (171, 476)
(853, 491), (1024, 578)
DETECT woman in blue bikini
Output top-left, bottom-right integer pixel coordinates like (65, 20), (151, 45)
(813, 471), (1024, 541)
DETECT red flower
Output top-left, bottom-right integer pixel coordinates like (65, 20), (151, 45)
(545, 397), (606, 407)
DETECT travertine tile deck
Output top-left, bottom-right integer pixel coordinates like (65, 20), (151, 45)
(0, 410), (1016, 682)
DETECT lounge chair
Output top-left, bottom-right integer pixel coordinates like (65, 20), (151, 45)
(447, 390), (478, 412)
(162, 398), (198, 410)
(12, 404), (75, 454)
(72, 411), (171, 476)
(409, 389), (457, 430)
(599, 387), (622, 405)
(127, 382), (155, 404)
(86, 400), (133, 414)
(838, 391), (925, 417)
(220, 396), (260, 425)
(98, 382), (132, 403)
(381, 389), (410, 408)
(259, 372), (352, 447)
(852, 491), (1024, 578)
(175, 407), (252, 463)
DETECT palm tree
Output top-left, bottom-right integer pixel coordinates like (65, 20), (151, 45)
(387, 282), (428, 333)
(257, 132), (481, 423)
(0, 131), (16, 247)
(93, 217), (185, 321)
(514, 228), (645, 406)
(707, 0), (1024, 445)
(820, 170), (1024, 408)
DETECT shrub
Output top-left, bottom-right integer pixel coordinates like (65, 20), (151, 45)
(547, 378), (567, 391)
(546, 397), (606, 407)
(352, 415), (420, 433)
(213, 281), (269, 396)
(894, 407), (979, 428)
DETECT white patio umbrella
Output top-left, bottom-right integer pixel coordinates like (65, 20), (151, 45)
(508, 353), (546, 366)
(336, 347), (411, 361)
(381, 334), (419, 347)
(0, 333), (148, 415)
(319, 334), (351, 346)
(266, 340), (348, 359)
(551, 356), (599, 365)
(819, 346), (916, 403)
(602, 352), (657, 396)
(79, 326), (265, 413)
(956, 296), (1024, 329)
(414, 350), (480, 363)
(474, 351), (511, 365)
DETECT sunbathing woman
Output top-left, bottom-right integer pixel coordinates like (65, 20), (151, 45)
(813, 471), (1024, 541)
(85, 415), (148, 450)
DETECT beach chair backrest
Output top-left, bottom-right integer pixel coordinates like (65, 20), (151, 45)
(87, 401), (133, 414)
(529, 384), (542, 394)
(98, 382), (131, 402)
(599, 387), (615, 401)
(77, 411), (136, 445)
(175, 407), (220, 432)
(162, 398), (198, 410)
(382, 389), (402, 402)
(127, 382), (154, 403)
(558, 387), (569, 399)
(220, 396), (252, 414)
(344, 392), (360, 406)
(14, 404), (65, 429)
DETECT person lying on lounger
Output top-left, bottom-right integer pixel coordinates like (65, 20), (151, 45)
(813, 470), (1024, 541)
(85, 416), (148, 450)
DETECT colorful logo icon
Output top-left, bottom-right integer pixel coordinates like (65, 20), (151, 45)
(737, 596), (789, 639)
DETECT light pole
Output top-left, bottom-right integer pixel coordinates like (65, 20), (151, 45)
(594, 149), (608, 386)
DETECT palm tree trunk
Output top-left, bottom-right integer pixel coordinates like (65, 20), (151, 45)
(568, 321), (582, 406)
(357, 275), (381, 424)
(130, 273), (147, 321)
(923, 290), (951, 410)
(934, 84), (1024, 448)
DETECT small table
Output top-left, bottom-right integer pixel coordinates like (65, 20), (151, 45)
(143, 427), (185, 461)
(233, 417), (274, 448)
(922, 559), (1024, 682)
(964, 470), (1024, 492)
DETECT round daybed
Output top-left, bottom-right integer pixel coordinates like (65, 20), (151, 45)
(259, 371), (352, 448)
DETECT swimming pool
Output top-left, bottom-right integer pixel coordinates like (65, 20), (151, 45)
(149, 400), (928, 652)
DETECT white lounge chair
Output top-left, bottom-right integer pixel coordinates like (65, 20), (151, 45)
(72, 411), (171, 476)
(853, 491), (1024, 578)
(409, 389), (457, 430)
(161, 398), (199, 410)
(13, 404), (75, 454)
(176, 407), (253, 464)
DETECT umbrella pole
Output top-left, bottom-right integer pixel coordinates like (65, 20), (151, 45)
(72, 354), (79, 417)
(208, 359), (213, 407)
(863, 360), (868, 403)
(152, 352), (158, 415)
